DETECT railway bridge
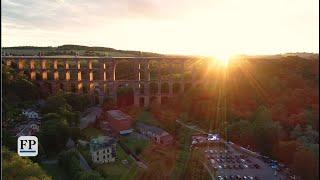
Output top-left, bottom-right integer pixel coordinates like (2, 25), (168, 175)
(2, 56), (203, 107)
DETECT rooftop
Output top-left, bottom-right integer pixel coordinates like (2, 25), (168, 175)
(90, 136), (117, 152)
(136, 122), (170, 136)
(107, 110), (131, 121)
(80, 107), (102, 129)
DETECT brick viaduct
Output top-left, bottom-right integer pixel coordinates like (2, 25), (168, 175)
(2, 56), (202, 107)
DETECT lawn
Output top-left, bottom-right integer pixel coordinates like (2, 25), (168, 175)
(170, 126), (197, 179)
(94, 144), (138, 179)
(135, 111), (160, 126)
(121, 135), (149, 155)
(41, 162), (68, 180)
(81, 127), (104, 140)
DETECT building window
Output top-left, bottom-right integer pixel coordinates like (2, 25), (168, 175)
(97, 151), (99, 155)
(97, 157), (99, 161)
(103, 155), (105, 159)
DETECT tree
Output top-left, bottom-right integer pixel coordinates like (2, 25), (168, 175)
(293, 148), (319, 180)
(2, 147), (51, 180)
(64, 93), (90, 111)
(76, 171), (104, 180)
(39, 118), (69, 154)
(58, 149), (103, 180)
(275, 141), (300, 164)
(2, 129), (17, 150)
(41, 95), (70, 114)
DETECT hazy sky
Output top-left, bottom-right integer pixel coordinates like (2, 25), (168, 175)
(2, 0), (319, 56)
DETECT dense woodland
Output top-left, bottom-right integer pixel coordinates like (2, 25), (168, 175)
(174, 55), (319, 179)
(2, 53), (319, 179)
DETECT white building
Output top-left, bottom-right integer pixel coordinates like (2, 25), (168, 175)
(90, 136), (117, 164)
(22, 109), (40, 119)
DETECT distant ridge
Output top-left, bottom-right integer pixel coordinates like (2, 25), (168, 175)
(238, 52), (319, 60)
(2, 44), (164, 57)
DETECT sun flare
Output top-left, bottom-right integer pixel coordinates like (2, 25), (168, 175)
(210, 53), (232, 67)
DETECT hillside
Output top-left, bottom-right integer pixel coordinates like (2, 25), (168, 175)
(2, 45), (164, 57)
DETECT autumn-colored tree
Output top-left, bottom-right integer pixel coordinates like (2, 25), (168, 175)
(293, 148), (319, 180)
(2, 147), (51, 180)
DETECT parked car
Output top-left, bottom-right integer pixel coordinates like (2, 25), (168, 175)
(217, 175), (224, 180)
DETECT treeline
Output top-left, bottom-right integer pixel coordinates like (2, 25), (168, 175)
(58, 149), (103, 180)
(2, 147), (51, 180)
(3, 44), (162, 56)
(173, 56), (319, 179)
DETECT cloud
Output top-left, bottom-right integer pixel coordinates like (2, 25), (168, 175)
(2, 0), (219, 31)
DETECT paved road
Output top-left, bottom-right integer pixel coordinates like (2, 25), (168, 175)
(77, 150), (92, 171)
(176, 119), (207, 134)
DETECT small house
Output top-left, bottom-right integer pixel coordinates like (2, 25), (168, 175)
(22, 109), (40, 119)
(136, 123), (173, 145)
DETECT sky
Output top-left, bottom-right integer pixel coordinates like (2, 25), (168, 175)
(2, 0), (319, 57)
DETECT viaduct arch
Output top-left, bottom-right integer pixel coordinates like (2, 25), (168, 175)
(2, 56), (200, 107)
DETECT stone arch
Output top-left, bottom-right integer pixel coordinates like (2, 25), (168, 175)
(161, 96), (169, 105)
(59, 83), (64, 91)
(173, 83), (181, 94)
(150, 96), (158, 104)
(149, 82), (158, 95)
(161, 82), (169, 94)
(93, 89), (100, 105)
(41, 82), (53, 94)
(116, 83), (134, 107)
(71, 83), (76, 93)
(184, 83), (192, 92)
(115, 60), (135, 80)
(139, 97), (145, 107)
(103, 84), (109, 95)
(139, 83), (145, 95)
(36, 71), (42, 80)
(83, 84), (88, 94)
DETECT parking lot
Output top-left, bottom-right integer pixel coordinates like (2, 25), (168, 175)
(191, 134), (290, 180)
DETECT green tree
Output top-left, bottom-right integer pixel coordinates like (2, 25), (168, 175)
(39, 118), (69, 154)
(2, 147), (51, 180)
(76, 171), (104, 180)
(2, 129), (17, 150)
(41, 95), (70, 114)
(64, 93), (90, 111)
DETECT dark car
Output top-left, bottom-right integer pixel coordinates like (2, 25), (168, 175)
(254, 164), (260, 169)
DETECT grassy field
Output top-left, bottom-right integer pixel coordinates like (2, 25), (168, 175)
(135, 111), (160, 126)
(41, 163), (68, 180)
(80, 127), (104, 140)
(121, 135), (149, 155)
(170, 125), (197, 179)
(94, 145), (138, 179)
